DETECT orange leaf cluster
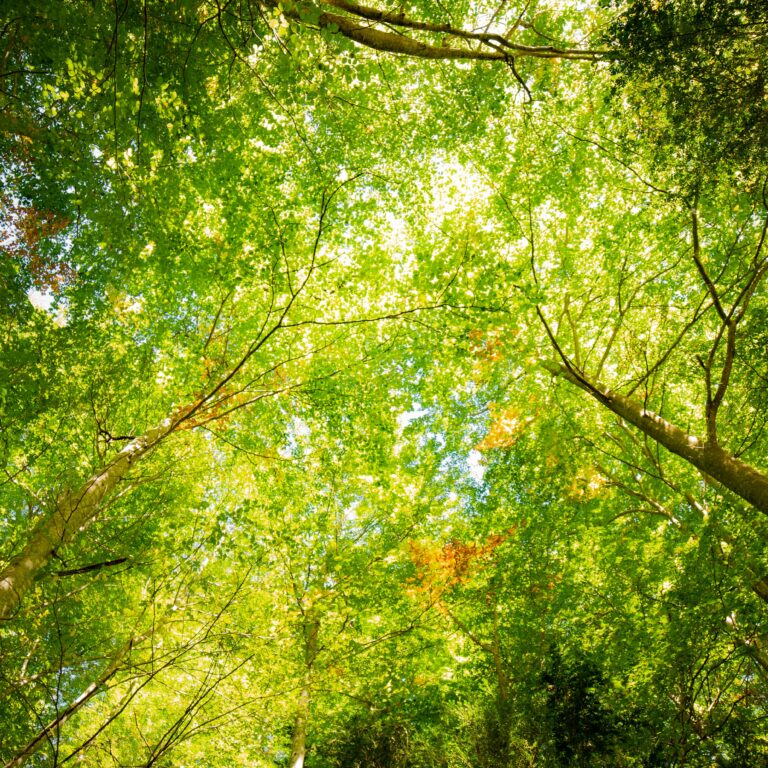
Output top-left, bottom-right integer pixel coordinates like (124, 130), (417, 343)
(467, 328), (505, 363)
(2, 196), (75, 292)
(407, 532), (511, 598)
(475, 404), (535, 452)
(171, 386), (253, 431)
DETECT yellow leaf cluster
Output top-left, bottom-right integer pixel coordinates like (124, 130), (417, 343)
(475, 405), (534, 451)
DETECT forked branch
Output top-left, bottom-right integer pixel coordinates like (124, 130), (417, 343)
(281, 0), (613, 62)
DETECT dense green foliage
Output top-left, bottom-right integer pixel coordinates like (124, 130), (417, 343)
(606, 0), (768, 183)
(2, 1), (768, 766)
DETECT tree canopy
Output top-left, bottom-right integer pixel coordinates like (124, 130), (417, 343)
(2, 1), (768, 766)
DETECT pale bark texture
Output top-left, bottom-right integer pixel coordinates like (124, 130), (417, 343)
(543, 361), (768, 516)
(288, 687), (310, 768)
(0, 420), (174, 620)
(288, 609), (320, 768)
(279, 1), (611, 63)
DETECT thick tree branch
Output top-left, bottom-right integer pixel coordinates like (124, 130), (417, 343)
(542, 360), (768, 516)
(319, 0), (612, 59)
(316, 9), (505, 60)
(280, 1), (612, 62)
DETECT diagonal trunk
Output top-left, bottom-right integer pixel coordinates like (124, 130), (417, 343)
(543, 361), (768, 516)
(0, 419), (174, 620)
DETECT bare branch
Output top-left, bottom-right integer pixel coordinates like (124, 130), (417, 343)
(691, 207), (728, 322)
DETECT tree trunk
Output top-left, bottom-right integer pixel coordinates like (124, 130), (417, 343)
(289, 609), (320, 768)
(543, 361), (768, 516)
(288, 687), (310, 768)
(0, 419), (174, 620)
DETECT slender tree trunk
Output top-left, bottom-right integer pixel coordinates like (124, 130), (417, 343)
(288, 687), (311, 768)
(543, 361), (768, 516)
(289, 609), (320, 768)
(489, 609), (510, 706)
(0, 419), (174, 620)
